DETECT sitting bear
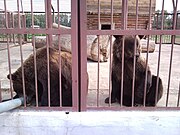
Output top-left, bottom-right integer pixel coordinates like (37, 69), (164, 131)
(105, 35), (163, 106)
(7, 46), (72, 106)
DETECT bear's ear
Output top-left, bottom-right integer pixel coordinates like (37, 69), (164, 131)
(138, 35), (145, 39)
(7, 74), (10, 79)
(113, 35), (123, 39)
(7, 74), (17, 80)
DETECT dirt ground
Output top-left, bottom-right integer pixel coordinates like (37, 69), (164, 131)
(0, 42), (180, 107)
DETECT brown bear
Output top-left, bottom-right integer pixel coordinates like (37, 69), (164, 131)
(105, 35), (163, 106)
(7, 46), (72, 106)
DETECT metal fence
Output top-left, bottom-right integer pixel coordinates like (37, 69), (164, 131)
(152, 12), (180, 44)
(0, 0), (180, 112)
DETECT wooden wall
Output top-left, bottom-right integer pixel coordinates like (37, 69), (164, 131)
(86, 0), (156, 30)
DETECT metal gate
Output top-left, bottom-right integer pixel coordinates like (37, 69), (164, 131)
(80, 0), (180, 111)
(0, 0), (80, 111)
(0, 0), (180, 112)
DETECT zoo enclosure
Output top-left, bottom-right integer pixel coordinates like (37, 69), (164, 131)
(0, 0), (180, 112)
(1, 7), (180, 44)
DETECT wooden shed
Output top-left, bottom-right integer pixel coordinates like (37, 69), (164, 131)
(87, 0), (156, 30)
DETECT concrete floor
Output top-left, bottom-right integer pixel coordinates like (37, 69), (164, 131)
(87, 43), (180, 107)
(0, 110), (180, 135)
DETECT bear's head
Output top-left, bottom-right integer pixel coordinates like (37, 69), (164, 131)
(7, 72), (40, 104)
(113, 35), (143, 61)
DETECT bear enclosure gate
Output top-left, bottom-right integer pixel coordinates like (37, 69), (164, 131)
(0, 0), (180, 112)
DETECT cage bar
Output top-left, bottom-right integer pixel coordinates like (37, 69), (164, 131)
(57, 0), (62, 107)
(166, 0), (178, 107)
(108, 0), (114, 107)
(155, 0), (165, 106)
(72, 0), (80, 111)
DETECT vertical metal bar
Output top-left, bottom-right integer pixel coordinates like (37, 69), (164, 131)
(47, 0), (52, 47)
(4, 0), (8, 29)
(155, 13), (159, 43)
(57, 0), (62, 107)
(131, 0), (139, 107)
(7, 12), (11, 42)
(44, 0), (47, 27)
(22, 14), (26, 42)
(72, 0), (79, 111)
(44, 0), (51, 107)
(20, 0), (23, 13)
(0, 80), (2, 102)
(132, 36), (137, 107)
(120, 36), (125, 106)
(143, 0), (152, 106)
(172, 0), (175, 9)
(46, 36), (51, 107)
(19, 34), (26, 107)
(17, 0), (26, 107)
(108, 0), (114, 107)
(51, 5), (55, 23)
(121, 0), (128, 29)
(57, 0), (60, 29)
(120, 0), (128, 107)
(79, 0), (88, 111)
(135, 0), (139, 30)
(97, 35), (100, 107)
(6, 35), (13, 99)
(177, 82), (180, 107)
(155, 0), (164, 106)
(96, 0), (101, 107)
(166, 0), (178, 107)
(31, 0), (38, 107)
(4, 0), (13, 99)
(172, 0), (178, 30)
(11, 13), (15, 43)
(17, 0), (21, 29)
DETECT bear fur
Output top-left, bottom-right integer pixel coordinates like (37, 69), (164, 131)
(105, 35), (163, 106)
(7, 46), (72, 106)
